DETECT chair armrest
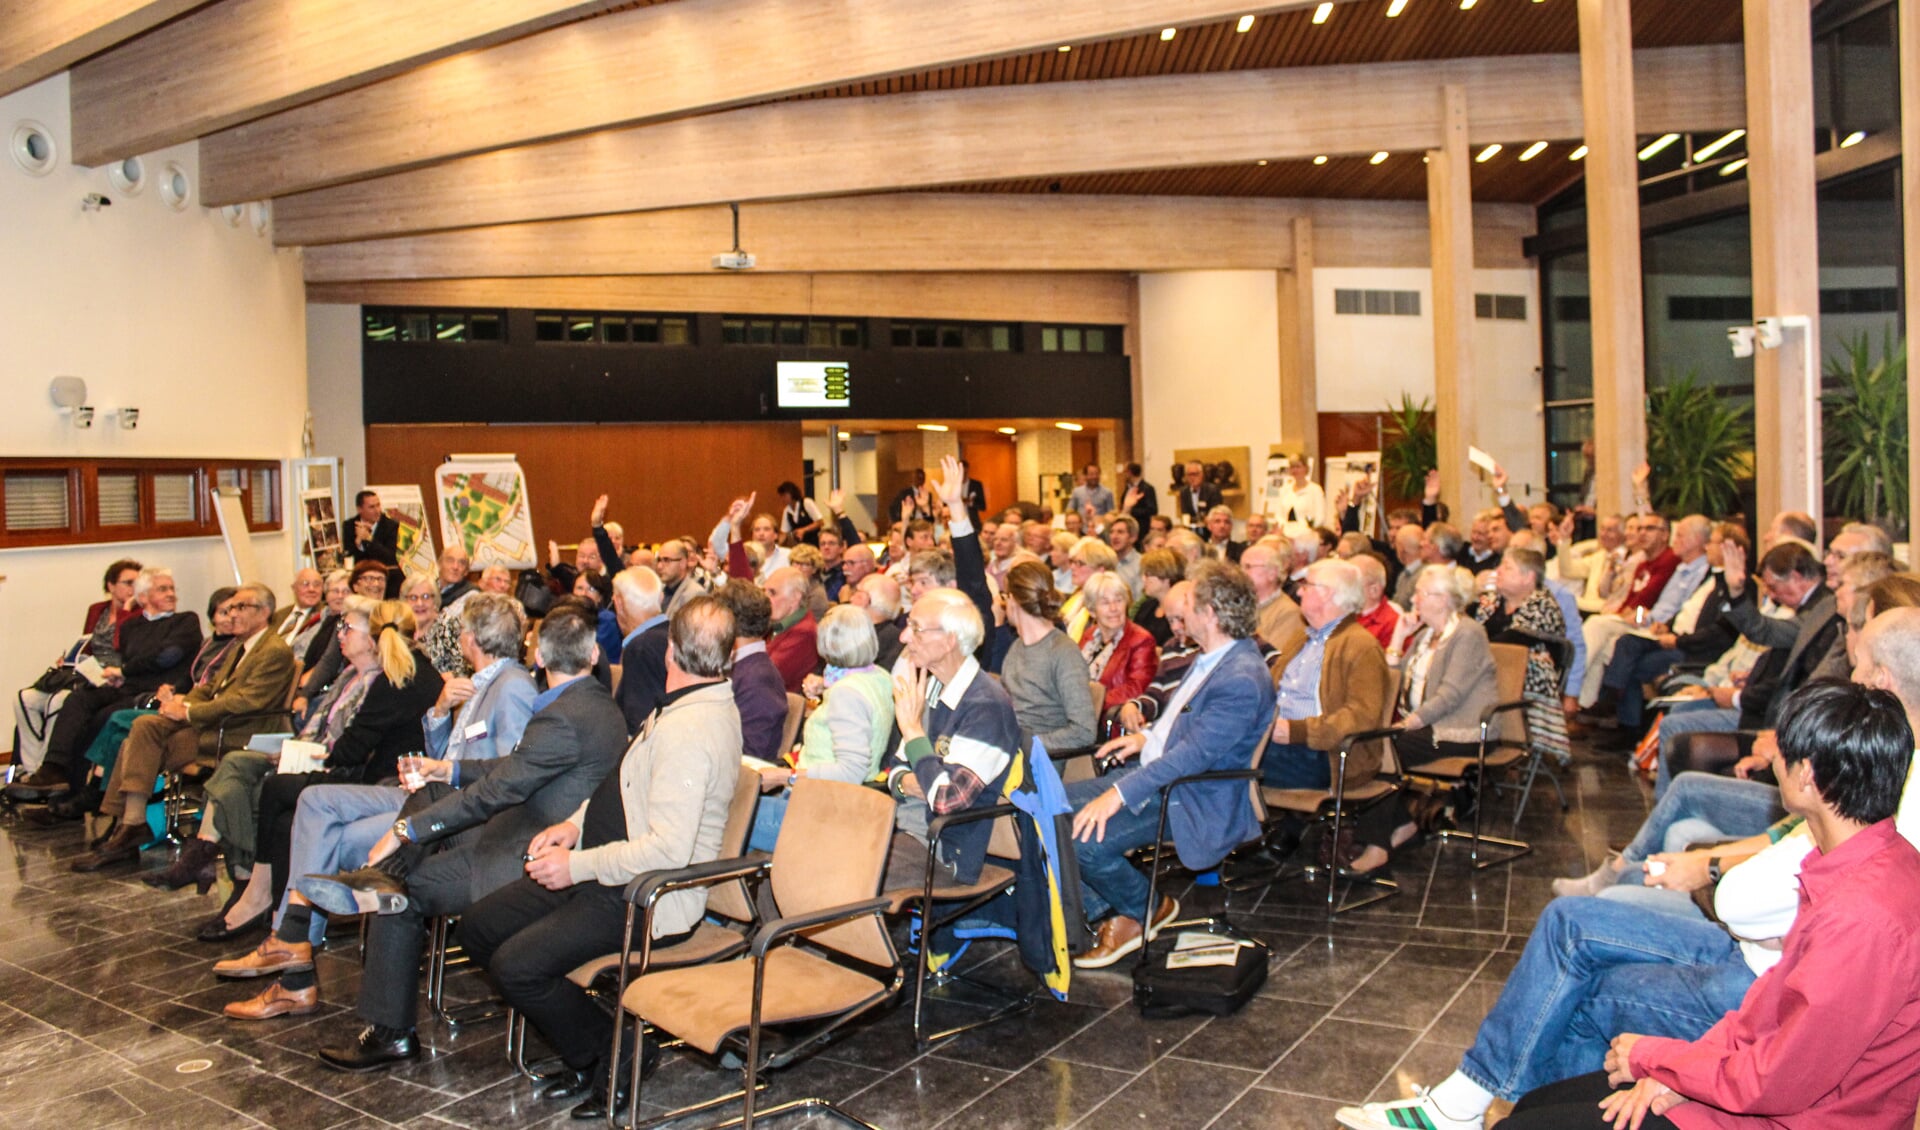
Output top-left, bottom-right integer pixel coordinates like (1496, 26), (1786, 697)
(925, 802), (1016, 842)
(622, 853), (772, 908)
(1337, 726), (1405, 756)
(1045, 744), (1100, 760)
(750, 896), (893, 958)
(1161, 767), (1259, 803)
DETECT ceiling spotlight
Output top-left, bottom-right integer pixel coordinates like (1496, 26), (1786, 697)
(1460, 0), (1478, 8)
(1056, 44), (1071, 52)
(1236, 14), (1256, 32)
(1256, 159), (1269, 166)
(1160, 27), (1176, 41)
(1568, 144), (1588, 160)
(917, 423), (950, 432)
(1312, 2), (1333, 22)
(997, 427), (1017, 435)
(1313, 155), (1328, 165)
(1637, 133), (1680, 161)
(1693, 129), (1745, 161)
(1840, 130), (1867, 148)
(1719, 158), (1749, 176)
(1518, 141), (1548, 161)
(1370, 151), (1389, 164)
(1054, 422), (1084, 432)
(1474, 143), (1502, 163)
(1386, 0), (1410, 15)
(836, 431), (851, 440)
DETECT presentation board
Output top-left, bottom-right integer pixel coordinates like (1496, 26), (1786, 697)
(776, 360), (852, 410)
(435, 457), (536, 569)
(369, 484), (436, 577)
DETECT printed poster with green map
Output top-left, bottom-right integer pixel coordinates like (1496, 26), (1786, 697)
(433, 459), (537, 569)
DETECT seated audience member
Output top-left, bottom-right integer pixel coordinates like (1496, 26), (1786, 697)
(1577, 514), (1712, 712)
(69, 583), (295, 873)
(1596, 522), (1748, 734)
(1336, 531), (1373, 559)
(853, 573), (906, 669)
(1244, 512), (1271, 545)
(1238, 540), (1304, 650)
(419, 564), (513, 678)
(985, 521), (1022, 592)
(1131, 547), (1186, 648)
(1653, 541), (1839, 796)
(1070, 561), (1276, 967)
(212, 596), (532, 1001)
(1394, 567), (1497, 774)
(1809, 550), (1896, 680)
(787, 543), (831, 619)
(543, 532), (601, 594)
(1824, 520), (1895, 577)
(1351, 554), (1400, 650)
(610, 566), (670, 735)
(998, 561), (1098, 754)
(434, 545), (475, 608)
(883, 588), (1020, 892)
(1473, 547), (1570, 765)
(298, 562), (402, 705)
(1552, 513), (1633, 613)
(561, 568), (620, 660)
(299, 607), (634, 1089)
(342, 490), (400, 567)
(749, 605), (895, 851)
(647, 534), (706, 618)
(763, 565), (820, 694)
(817, 526), (850, 602)
(1019, 518), (1053, 559)
(34, 567), (201, 802)
(838, 541), (878, 601)
(1459, 510), (1501, 572)
(1048, 530), (1077, 593)
(1165, 527), (1206, 569)
(1202, 504), (1245, 563)
(1080, 572), (1157, 721)
(1507, 530), (1588, 704)
(1341, 676), (1920, 1130)
(1106, 515), (1143, 596)
(179, 598), (442, 938)
(1423, 521), (1467, 583)
(397, 571), (456, 674)
(269, 568), (328, 660)
(708, 580), (788, 767)
(1389, 523), (1428, 609)
(1263, 558), (1393, 792)
(11, 557), (142, 784)
(1480, 681), (1920, 1130)
(1059, 537), (1118, 642)
(904, 547), (957, 602)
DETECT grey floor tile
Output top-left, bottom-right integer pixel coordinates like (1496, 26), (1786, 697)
(839, 1056), (1009, 1130)
(1256, 1018), (1422, 1102)
(1073, 1054), (1259, 1129)
(1208, 1087), (1345, 1130)
(1049, 1002), (1208, 1072)
(936, 1056), (1132, 1130)
(1170, 996), (1326, 1072)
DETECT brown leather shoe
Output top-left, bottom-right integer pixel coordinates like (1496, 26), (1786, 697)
(214, 936), (314, 979)
(1073, 896), (1179, 969)
(223, 981), (319, 1021)
(69, 822), (148, 872)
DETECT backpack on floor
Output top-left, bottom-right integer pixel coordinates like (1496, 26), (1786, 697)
(1130, 919), (1269, 1019)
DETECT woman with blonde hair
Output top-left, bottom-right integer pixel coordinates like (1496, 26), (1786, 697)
(1000, 560), (1097, 754)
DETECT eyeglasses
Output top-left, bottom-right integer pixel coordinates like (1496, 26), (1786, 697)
(903, 621), (947, 635)
(403, 594), (435, 604)
(227, 602), (261, 612)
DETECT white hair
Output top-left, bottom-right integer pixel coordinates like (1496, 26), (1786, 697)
(918, 588), (983, 656)
(612, 566), (663, 615)
(1307, 558), (1364, 616)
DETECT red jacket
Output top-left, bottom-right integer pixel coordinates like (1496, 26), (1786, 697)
(767, 612), (818, 696)
(1094, 620), (1160, 708)
(1620, 546), (1680, 612)
(83, 599), (140, 652)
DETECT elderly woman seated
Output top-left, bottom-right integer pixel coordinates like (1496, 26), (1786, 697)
(747, 605), (895, 852)
(1060, 536), (1119, 643)
(1079, 571), (1158, 733)
(1131, 547), (1186, 648)
(1473, 546), (1570, 766)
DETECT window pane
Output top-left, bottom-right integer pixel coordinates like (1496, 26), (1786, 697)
(991, 326), (1011, 351)
(891, 326), (912, 347)
(433, 314), (466, 342)
(153, 472), (197, 523)
(400, 313), (432, 342)
(534, 315), (564, 342)
(631, 319), (660, 344)
(915, 326), (937, 348)
(963, 326), (988, 350)
(469, 313), (502, 341)
(98, 472), (140, 525)
(5, 473), (68, 531)
(1041, 327), (1059, 351)
(807, 322), (833, 348)
(722, 318), (746, 344)
(837, 324), (862, 348)
(1334, 289), (1363, 315)
(601, 318), (629, 344)
(250, 468), (275, 524)
(1062, 328), (1082, 352)
(1474, 294), (1495, 319)
(777, 321), (805, 346)
(216, 468), (243, 491)
(363, 311), (398, 342)
(661, 318), (690, 345)
(567, 315), (596, 343)
(1495, 295), (1527, 320)
(747, 320), (774, 345)
(1393, 291), (1421, 316)
(1086, 328), (1107, 352)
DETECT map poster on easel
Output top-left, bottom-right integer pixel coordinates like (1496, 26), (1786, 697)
(370, 484), (435, 578)
(434, 457), (536, 570)
(302, 489), (343, 573)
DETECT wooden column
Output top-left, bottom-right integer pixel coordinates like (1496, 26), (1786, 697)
(1904, 0), (1920, 536)
(1276, 215), (1319, 464)
(1744, 0), (1822, 528)
(1428, 85), (1477, 512)
(1578, 0), (1648, 517)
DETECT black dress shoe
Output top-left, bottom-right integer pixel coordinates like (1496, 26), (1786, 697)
(196, 907), (269, 944)
(70, 822), (148, 871)
(538, 1068), (595, 1102)
(21, 804), (81, 828)
(318, 1025), (420, 1073)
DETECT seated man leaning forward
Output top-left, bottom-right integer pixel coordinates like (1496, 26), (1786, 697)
(1069, 559), (1276, 969)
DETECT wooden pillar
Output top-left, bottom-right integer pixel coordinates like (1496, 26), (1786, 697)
(1744, 0), (1822, 528)
(1577, 0), (1648, 517)
(1125, 274), (1145, 466)
(1276, 215), (1318, 464)
(1428, 84), (1476, 512)
(1903, 0), (1920, 536)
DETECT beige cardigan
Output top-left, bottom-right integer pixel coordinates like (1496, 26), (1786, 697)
(1399, 616), (1498, 744)
(565, 680), (742, 937)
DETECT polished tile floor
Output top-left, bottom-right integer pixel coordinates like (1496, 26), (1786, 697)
(0, 744), (1649, 1130)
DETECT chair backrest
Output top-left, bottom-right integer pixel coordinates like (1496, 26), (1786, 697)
(986, 807), (1022, 860)
(780, 693), (805, 754)
(1488, 642), (1531, 745)
(770, 779), (896, 967)
(281, 659), (305, 711)
(609, 663), (624, 695)
(1245, 730), (1272, 822)
(705, 766), (762, 923)
(1087, 679), (1106, 721)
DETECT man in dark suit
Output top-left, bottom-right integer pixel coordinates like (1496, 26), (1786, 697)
(306, 605), (627, 1072)
(1117, 462), (1158, 528)
(959, 460), (988, 526)
(1176, 460), (1224, 525)
(343, 490), (400, 567)
(1203, 505), (1247, 564)
(711, 581), (791, 765)
(435, 544), (475, 607)
(611, 566), (670, 735)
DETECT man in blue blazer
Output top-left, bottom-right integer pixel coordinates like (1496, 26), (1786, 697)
(1068, 560), (1275, 968)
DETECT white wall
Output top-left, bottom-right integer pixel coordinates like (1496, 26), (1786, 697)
(1137, 271), (1283, 503)
(306, 303), (365, 492)
(1, 73), (308, 740)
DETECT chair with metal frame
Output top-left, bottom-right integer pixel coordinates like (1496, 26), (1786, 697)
(1255, 724), (1407, 914)
(1400, 641), (1536, 868)
(616, 778), (900, 1130)
(158, 659), (302, 845)
(1133, 730), (1272, 932)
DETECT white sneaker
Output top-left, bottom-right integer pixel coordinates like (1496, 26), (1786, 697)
(1335, 1088), (1484, 1130)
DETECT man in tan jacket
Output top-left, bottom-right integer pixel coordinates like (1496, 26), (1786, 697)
(1241, 540), (1305, 651)
(74, 582), (296, 871)
(1263, 558), (1393, 792)
(455, 595), (743, 1120)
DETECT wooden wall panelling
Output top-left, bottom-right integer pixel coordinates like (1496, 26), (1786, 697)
(0, 0), (203, 99)
(269, 45), (1744, 245)
(956, 432), (1018, 524)
(299, 194), (1541, 282)
(200, 0), (1326, 203)
(363, 422), (805, 551)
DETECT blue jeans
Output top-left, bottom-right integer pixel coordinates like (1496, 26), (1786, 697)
(1459, 898), (1755, 1099)
(1259, 741), (1330, 791)
(1618, 771), (1780, 868)
(1066, 770), (1168, 924)
(1603, 636), (1684, 730)
(748, 792), (787, 854)
(280, 784), (403, 944)
(1653, 702), (1739, 798)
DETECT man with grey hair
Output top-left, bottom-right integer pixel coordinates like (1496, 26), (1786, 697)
(1391, 522), (1428, 609)
(612, 566), (669, 735)
(1577, 514), (1710, 712)
(1824, 522), (1896, 587)
(1239, 540), (1304, 650)
(764, 565), (820, 694)
(1263, 558), (1393, 792)
(838, 541), (878, 600)
(1350, 553), (1401, 649)
(854, 572), (906, 669)
(435, 544), (475, 607)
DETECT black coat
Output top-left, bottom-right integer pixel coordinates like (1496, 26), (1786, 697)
(343, 514), (401, 567)
(1176, 482), (1224, 522)
(1125, 480), (1159, 527)
(323, 650), (444, 784)
(615, 621), (672, 736)
(116, 612), (203, 695)
(408, 677), (628, 902)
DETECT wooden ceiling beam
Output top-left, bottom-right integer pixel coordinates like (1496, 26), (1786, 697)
(68, 0), (625, 167)
(201, 0), (1331, 204)
(0, 0), (205, 99)
(271, 44), (1743, 245)
(300, 193), (1540, 282)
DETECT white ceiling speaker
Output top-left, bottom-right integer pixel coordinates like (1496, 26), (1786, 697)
(49, 376), (87, 410)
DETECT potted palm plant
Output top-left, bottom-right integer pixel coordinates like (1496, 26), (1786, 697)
(1822, 330), (1907, 537)
(1644, 371), (1751, 518)
(1381, 394), (1436, 504)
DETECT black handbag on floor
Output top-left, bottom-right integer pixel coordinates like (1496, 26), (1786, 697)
(1130, 919), (1269, 1019)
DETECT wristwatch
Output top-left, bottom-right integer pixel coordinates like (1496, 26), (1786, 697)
(1707, 856), (1723, 884)
(392, 818), (414, 844)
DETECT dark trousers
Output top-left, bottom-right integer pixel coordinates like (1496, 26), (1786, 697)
(1603, 636), (1684, 730)
(356, 844), (477, 1031)
(45, 683), (141, 780)
(457, 877), (642, 1071)
(1500, 1071), (1678, 1130)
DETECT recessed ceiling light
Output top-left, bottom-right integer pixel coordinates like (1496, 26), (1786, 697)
(997, 427), (1017, 435)
(1256, 159), (1269, 166)
(1693, 129), (1745, 161)
(1386, 0), (1410, 16)
(1474, 143), (1501, 163)
(917, 423), (950, 432)
(1057, 44), (1071, 52)
(1517, 141), (1548, 161)
(1460, 0), (1478, 8)
(1313, 155), (1329, 165)
(1720, 157), (1749, 176)
(1569, 144), (1588, 160)
(1637, 133), (1680, 161)
(836, 431), (851, 440)
(1054, 422), (1084, 432)
(1160, 27), (1176, 41)
(1236, 14), (1256, 32)
(1370, 151), (1389, 164)
(1840, 130), (1867, 148)
(1312, 2), (1333, 22)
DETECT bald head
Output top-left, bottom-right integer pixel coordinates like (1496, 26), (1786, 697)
(1859, 608), (1920, 717)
